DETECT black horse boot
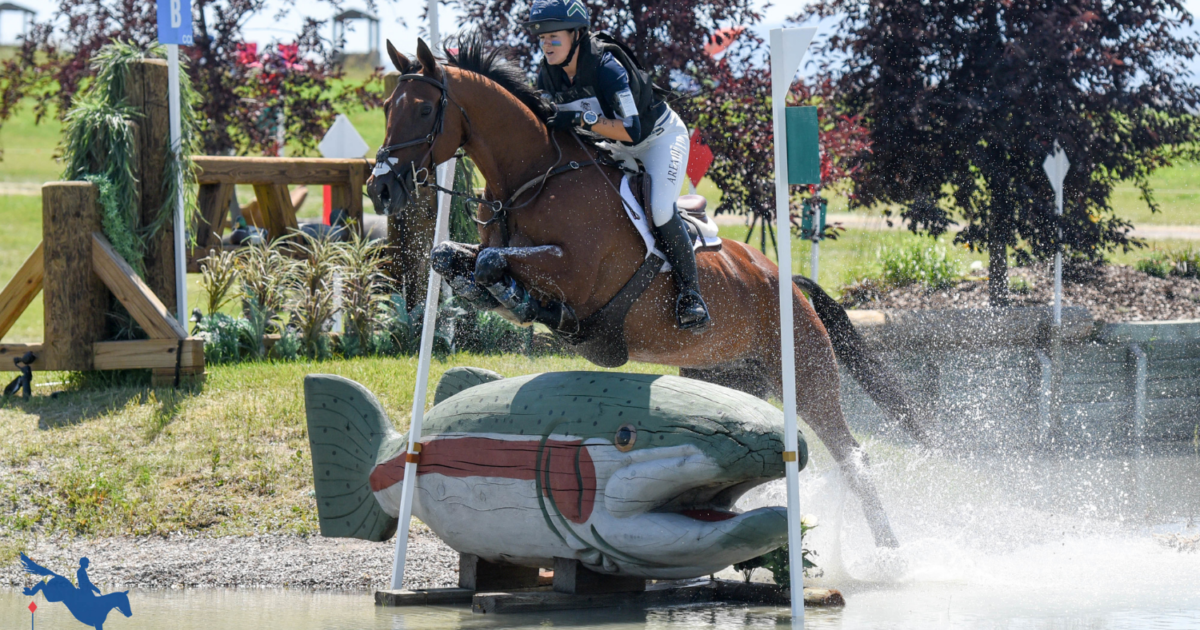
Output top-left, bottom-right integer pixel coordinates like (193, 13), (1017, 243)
(653, 210), (711, 331)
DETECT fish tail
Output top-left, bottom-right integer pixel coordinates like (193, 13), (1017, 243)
(304, 374), (402, 541)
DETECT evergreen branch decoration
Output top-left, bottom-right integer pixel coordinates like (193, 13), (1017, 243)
(59, 40), (202, 275)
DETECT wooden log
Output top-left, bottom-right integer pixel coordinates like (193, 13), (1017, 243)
(194, 157), (373, 185)
(43, 183), (107, 371)
(193, 183), (235, 260)
(0, 343), (51, 371)
(151, 366), (205, 388)
(383, 71), (400, 98)
(92, 232), (187, 340)
(93, 338), (204, 370)
(459, 553), (541, 591)
(126, 59), (177, 315)
(252, 184), (299, 241)
(552, 557), (645, 595)
(346, 161), (365, 228)
(374, 588), (476, 607)
(0, 242), (44, 340)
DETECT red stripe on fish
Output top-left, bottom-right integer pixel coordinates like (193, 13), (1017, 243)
(369, 437), (596, 523)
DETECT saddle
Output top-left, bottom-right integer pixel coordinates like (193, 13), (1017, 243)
(628, 171), (722, 256)
(556, 171), (721, 368)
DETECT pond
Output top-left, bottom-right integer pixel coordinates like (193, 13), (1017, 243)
(4, 448), (1198, 629)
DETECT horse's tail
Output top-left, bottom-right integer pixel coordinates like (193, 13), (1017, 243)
(304, 375), (405, 542)
(793, 275), (934, 447)
(19, 553), (57, 578)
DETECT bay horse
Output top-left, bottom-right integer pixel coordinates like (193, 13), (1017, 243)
(368, 38), (932, 549)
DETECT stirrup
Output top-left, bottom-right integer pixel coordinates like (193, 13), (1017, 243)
(676, 290), (710, 331)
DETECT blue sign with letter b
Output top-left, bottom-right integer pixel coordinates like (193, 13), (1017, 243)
(157, 0), (193, 46)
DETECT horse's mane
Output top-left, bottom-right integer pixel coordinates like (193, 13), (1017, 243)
(442, 36), (554, 121)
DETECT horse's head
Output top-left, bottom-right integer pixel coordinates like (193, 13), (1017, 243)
(367, 39), (469, 217)
(115, 590), (132, 617)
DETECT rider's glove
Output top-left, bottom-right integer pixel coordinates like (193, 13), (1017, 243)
(547, 108), (583, 130)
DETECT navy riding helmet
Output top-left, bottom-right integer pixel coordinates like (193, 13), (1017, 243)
(524, 0), (590, 34)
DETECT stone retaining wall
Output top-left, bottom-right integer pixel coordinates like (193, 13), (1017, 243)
(838, 307), (1200, 452)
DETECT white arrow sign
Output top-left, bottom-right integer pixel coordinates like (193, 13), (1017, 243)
(319, 114), (369, 159)
(1042, 143), (1069, 216)
(1043, 142), (1069, 327)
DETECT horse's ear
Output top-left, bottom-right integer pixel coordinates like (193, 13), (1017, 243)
(386, 40), (410, 73)
(416, 38), (442, 80)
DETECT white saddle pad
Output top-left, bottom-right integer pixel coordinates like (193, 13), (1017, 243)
(619, 175), (721, 273)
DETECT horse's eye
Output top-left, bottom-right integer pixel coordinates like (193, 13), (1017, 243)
(420, 104), (434, 116)
(614, 424), (637, 452)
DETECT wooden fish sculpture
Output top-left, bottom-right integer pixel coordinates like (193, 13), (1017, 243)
(305, 368), (808, 579)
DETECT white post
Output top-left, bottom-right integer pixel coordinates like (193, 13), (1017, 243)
(770, 27), (816, 626)
(810, 240), (819, 284)
(1043, 145), (1069, 327)
(427, 0), (440, 50)
(167, 44), (188, 327)
(390, 156), (456, 589)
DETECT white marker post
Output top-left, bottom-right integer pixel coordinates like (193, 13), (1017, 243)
(770, 26), (817, 626)
(157, 0), (193, 327)
(391, 1), (459, 589)
(1043, 143), (1069, 327)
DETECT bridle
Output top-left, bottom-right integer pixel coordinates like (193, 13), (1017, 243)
(372, 73), (470, 199)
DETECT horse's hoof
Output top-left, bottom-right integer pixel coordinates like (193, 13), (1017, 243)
(474, 248), (508, 286)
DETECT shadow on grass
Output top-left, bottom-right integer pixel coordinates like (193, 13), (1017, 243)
(1, 369), (202, 434)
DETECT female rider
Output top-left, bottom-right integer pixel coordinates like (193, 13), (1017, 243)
(525, 0), (710, 331)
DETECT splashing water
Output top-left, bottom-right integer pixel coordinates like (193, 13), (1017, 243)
(737, 438), (1200, 628)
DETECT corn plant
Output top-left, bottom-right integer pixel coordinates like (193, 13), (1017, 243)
(238, 238), (296, 334)
(287, 233), (346, 360)
(199, 248), (241, 315)
(338, 231), (392, 357)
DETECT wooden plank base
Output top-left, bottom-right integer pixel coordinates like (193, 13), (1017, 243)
(459, 554), (540, 591)
(375, 579), (845, 613)
(553, 557), (645, 594)
(375, 588), (476, 606)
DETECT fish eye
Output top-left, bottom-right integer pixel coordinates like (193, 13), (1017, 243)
(614, 424), (636, 452)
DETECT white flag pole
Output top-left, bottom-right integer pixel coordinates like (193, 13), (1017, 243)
(167, 43), (188, 327)
(770, 27), (816, 626)
(391, 1), (453, 589)
(390, 156), (456, 589)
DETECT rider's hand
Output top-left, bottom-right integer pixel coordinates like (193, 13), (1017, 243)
(547, 108), (582, 130)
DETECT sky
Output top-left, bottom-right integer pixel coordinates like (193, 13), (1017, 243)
(0, 0), (807, 60)
(3, 0), (1200, 76)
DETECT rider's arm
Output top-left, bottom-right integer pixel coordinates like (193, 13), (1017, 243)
(592, 55), (639, 143)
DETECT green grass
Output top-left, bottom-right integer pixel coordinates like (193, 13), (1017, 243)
(0, 354), (674, 539)
(0, 103), (63, 184)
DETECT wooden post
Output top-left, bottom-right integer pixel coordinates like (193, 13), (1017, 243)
(126, 59), (177, 315)
(552, 557), (645, 595)
(457, 554), (540, 591)
(192, 183), (234, 262)
(42, 183), (107, 371)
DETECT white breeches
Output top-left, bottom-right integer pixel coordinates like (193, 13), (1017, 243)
(600, 107), (690, 226)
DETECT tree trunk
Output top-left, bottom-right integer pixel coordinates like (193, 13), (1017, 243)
(987, 194), (1011, 307)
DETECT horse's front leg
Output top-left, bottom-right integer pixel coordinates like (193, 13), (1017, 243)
(23, 581), (43, 597)
(429, 242), (499, 310)
(474, 246), (579, 334)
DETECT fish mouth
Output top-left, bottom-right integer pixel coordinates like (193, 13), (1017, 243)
(600, 444), (778, 522)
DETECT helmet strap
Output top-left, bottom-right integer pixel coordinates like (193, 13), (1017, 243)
(551, 29), (584, 68)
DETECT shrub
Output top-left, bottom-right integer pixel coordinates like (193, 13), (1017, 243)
(193, 313), (255, 364)
(1136, 252), (1173, 278)
(199, 248), (241, 315)
(878, 244), (960, 290)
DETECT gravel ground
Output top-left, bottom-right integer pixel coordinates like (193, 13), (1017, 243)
(843, 264), (1200, 322)
(0, 526), (459, 591)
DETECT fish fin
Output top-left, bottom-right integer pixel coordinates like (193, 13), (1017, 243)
(432, 366), (504, 405)
(305, 374), (401, 541)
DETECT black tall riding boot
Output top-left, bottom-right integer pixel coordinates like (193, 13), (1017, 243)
(653, 210), (711, 331)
